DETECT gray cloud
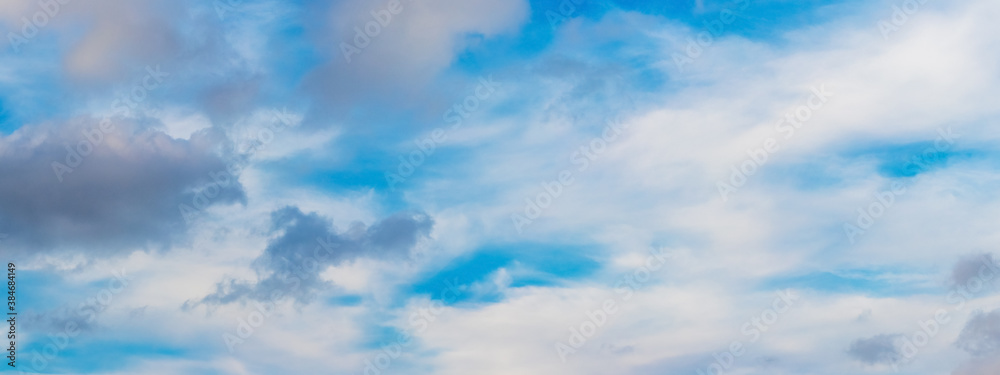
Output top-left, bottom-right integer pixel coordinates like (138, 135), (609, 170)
(1, 0), (275, 132)
(956, 309), (1000, 356)
(847, 334), (903, 365)
(195, 206), (432, 306)
(0, 118), (246, 257)
(950, 253), (1000, 289)
(297, 0), (527, 128)
(61, 0), (183, 82)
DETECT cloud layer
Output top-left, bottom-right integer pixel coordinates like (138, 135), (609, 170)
(2, 0), (1000, 374)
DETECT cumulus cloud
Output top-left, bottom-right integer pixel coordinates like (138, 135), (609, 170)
(0, 118), (246, 256)
(1, 0), (202, 79)
(61, 0), (185, 81)
(847, 334), (904, 365)
(301, 0), (529, 116)
(195, 206), (432, 305)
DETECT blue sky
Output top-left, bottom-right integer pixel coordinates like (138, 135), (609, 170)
(2, 0), (1000, 374)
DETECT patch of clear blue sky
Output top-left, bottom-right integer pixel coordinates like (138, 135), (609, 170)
(409, 243), (605, 305)
(0, 98), (11, 133)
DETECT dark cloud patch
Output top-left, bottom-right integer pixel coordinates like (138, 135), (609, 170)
(956, 309), (1000, 356)
(847, 334), (903, 365)
(950, 253), (1000, 290)
(0, 118), (246, 257)
(195, 206), (432, 306)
